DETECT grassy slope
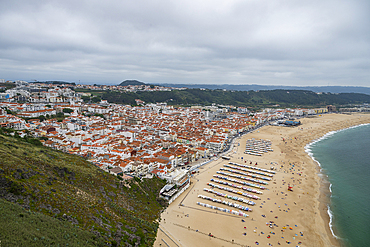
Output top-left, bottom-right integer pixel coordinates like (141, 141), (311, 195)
(0, 198), (105, 246)
(0, 133), (167, 246)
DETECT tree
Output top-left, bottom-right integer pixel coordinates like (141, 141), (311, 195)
(62, 108), (74, 114)
(91, 96), (101, 103)
(81, 96), (90, 102)
(38, 115), (46, 122)
(56, 112), (64, 118)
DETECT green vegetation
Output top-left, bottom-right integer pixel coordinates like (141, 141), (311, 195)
(74, 88), (106, 97)
(119, 80), (146, 86)
(98, 89), (370, 109)
(76, 89), (103, 103)
(20, 112), (66, 122)
(0, 82), (16, 90)
(91, 96), (102, 103)
(0, 128), (43, 146)
(0, 198), (105, 246)
(62, 108), (74, 114)
(0, 131), (167, 246)
(5, 108), (15, 115)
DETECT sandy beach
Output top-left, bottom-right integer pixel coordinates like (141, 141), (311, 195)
(154, 113), (370, 247)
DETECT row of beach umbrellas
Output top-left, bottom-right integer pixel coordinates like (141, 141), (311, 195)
(224, 164), (274, 177)
(203, 188), (256, 205)
(207, 182), (260, 200)
(210, 178), (263, 194)
(220, 167), (271, 181)
(213, 174), (265, 191)
(196, 202), (249, 217)
(216, 171), (268, 187)
(198, 194), (253, 212)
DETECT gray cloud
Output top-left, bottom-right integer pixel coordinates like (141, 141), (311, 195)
(0, 0), (369, 86)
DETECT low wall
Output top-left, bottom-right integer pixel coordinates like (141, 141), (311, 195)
(168, 182), (190, 205)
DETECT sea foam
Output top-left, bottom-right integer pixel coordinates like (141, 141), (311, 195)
(327, 205), (340, 239)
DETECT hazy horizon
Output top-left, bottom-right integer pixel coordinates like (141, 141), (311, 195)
(13, 79), (370, 90)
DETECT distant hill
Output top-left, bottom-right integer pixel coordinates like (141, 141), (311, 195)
(156, 84), (370, 95)
(119, 80), (146, 86)
(100, 88), (370, 108)
(0, 130), (167, 246)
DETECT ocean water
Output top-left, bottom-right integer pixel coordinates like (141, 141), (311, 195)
(306, 123), (370, 247)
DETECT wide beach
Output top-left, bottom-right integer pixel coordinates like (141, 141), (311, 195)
(154, 113), (370, 247)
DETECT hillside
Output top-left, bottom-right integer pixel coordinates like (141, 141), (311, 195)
(0, 130), (167, 246)
(157, 84), (370, 95)
(0, 198), (105, 246)
(0, 82), (16, 90)
(100, 89), (370, 108)
(119, 80), (146, 86)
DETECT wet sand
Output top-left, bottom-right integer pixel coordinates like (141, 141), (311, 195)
(154, 113), (370, 247)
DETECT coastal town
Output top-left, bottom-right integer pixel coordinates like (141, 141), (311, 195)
(1, 80), (370, 247)
(0, 80), (366, 204)
(0, 82), (317, 163)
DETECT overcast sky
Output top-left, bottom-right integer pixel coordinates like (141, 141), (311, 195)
(0, 0), (369, 86)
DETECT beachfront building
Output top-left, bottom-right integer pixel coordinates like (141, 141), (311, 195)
(159, 169), (190, 204)
(327, 105), (337, 112)
(194, 147), (210, 158)
(314, 108), (328, 114)
(205, 138), (226, 153)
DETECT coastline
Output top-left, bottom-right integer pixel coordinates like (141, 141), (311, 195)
(305, 121), (370, 246)
(280, 113), (370, 247)
(304, 130), (340, 242)
(154, 113), (370, 247)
